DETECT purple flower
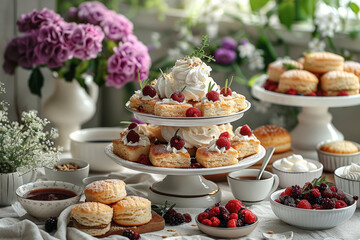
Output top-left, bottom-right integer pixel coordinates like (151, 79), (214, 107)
(241, 39), (248, 45)
(77, 1), (108, 24)
(17, 8), (62, 33)
(106, 36), (151, 88)
(66, 7), (78, 21)
(100, 11), (133, 42)
(4, 38), (20, 63)
(3, 60), (17, 74)
(37, 24), (62, 44)
(214, 48), (236, 65)
(221, 37), (237, 51)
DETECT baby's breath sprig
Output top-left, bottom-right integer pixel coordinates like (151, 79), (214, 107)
(283, 62), (298, 70)
(189, 35), (215, 62)
(224, 76), (234, 95)
(208, 82), (216, 92)
(137, 71), (152, 89)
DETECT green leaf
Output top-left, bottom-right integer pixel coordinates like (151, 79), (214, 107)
(248, 73), (264, 87)
(349, 29), (360, 39)
(28, 68), (44, 97)
(323, 0), (340, 8)
(278, 1), (295, 30)
(256, 30), (277, 69)
(250, 0), (269, 12)
(75, 60), (89, 77)
(75, 76), (88, 92)
(93, 59), (106, 87)
(283, 63), (298, 70)
(349, 2), (360, 15)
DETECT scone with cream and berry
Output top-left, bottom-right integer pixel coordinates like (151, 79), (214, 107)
(154, 89), (193, 117)
(129, 83), (159, 114)
(231, 125), (260, 158)
(220, 78), (247, 112)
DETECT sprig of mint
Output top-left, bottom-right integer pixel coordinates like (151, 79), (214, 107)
(189, 35), (215, 62)
(138, 71), (152, 89)
(151, 201), (176, 217)
(302, 176), (334, 194)
(181, 86), (187, 92)
(283, 62), (298, 70)
(224, 76), (234, 95)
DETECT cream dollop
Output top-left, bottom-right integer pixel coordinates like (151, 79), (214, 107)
(159, 98), (186, 105)
(233, 126), (258, 142)
(121, 133), (150, 147)
(153, 73), (175, 99)
(273, 154), (318, 172)
(208, 139), (226, 153)
(166, 143), (187, 153)
(132, 90), (157, 101)
(161, 124), (233, 148)
(171, 56), (218, 101)
(124, 124), (147, 136)
(342, 163), (360, 180)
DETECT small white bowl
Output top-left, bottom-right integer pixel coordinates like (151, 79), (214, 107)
(16, 181), (82, 219)
(334, 165), (360, 208)
(272, 159), (323, 188)
(70, 127), (123, 172)
(317, 140), (360, 172)
(44, 158), (89, 186)
(270, 189), (357, 229)
(195, 213), (258, 238)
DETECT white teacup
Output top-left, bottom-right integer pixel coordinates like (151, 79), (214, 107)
(227, 169), (279, 202)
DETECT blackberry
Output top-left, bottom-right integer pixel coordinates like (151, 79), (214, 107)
(321, 188), (333, 198)
(45, 216), (57, 233)
(322, 198), (335, 209)
(283, 196), (296, 207)
(219, 207), (230, 221)
(307, 194), (322, 205)
(291, 185), (302, 198)
(236, 219), (244, 227)
(344, 196), (355, 206)
(169, 213), (185, 226)
(204, 207), (211, 213)
(123, 229), (141, 240)
(219, 220), (227, 227)
(319, 182), (327, 191)
(354, 195), (359, 201)
(164, 209), (177, 224)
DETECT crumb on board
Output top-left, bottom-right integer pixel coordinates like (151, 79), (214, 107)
(172, 233), (181, 236)
(167, 229), (176, 232)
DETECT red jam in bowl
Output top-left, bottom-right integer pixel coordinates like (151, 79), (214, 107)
(24, 188), (77, 201)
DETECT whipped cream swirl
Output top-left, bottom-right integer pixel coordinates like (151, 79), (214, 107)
(166, 143), (187, 153)
(233, 127), (258, 142)
(342, 163), (360, 180)
(208, 139), (226, 153)
(153, 73), (175, 98)
(273, 154), (318, 172)
(121, 133), (150, 147)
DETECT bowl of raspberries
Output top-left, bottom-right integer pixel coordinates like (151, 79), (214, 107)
(270, 177), (358, 229)
(195, 199), (258, 238)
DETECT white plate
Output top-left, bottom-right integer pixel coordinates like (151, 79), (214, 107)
(251, 74), (360, 108)
(105, 144), (265, 175)
(125, 101), (251, 127)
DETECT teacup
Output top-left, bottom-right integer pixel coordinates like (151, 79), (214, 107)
(227, 169), (279, 202)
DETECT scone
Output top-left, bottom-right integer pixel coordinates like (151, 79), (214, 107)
(231, 125), (261, 158)
(344, 61), (360, 81)
(154, 99), (193, 117)
(277, 69), (319, 95)
(149, 144), (191, 168)
(113, 129), (150, 162)
(303, 51), (344, 73)
(194, 90), (237, 116)
(70, 202), (113, 236)
(222, 92), (247, 112)
(320, 140), (359, 154)
(267, 59), (303, 82)
(129, 86), (160, 114)
(196, 137), (238, 168)
(84, 179), (126, 204)
(112, 196), (152, 226)
(320, 71), (360, 96)
(253, 125), (291, 154)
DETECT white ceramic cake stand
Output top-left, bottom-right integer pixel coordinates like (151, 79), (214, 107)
(251, 75), (360, 160)
(105, 144), (265, 208)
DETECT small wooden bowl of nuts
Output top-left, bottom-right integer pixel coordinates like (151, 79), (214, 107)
(45, 158), (89, 186)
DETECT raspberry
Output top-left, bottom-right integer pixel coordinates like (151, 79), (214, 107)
(210, 217), (221, 227)
(230, 213), (238, 220)
(137, 105), (144, 112)
(337, 91), (349, 96)
(216, 137), (231, 150)
(306, 92), (317, 96)
(335, 200), (347, 209)
(128, 122), (138, 130)
(142, 85), (157, 97)
(296, 199), (311, 209)
(137, 154), (151, 165)
(286, 88), (297, 95)
(227, 219), (237, 228)
(239, 125), (252, 137)
(330, 186), (337, 192)
(170, 135), (185, 150)
(126, 130), (140, 143)
(171, 91), (185, 103)
(225, 199), (243, 213)
(186, 107), (202, 117)
(244, 210), (257, 224)
(220, 87), (232, 96)
(206, 90), (220, 102)
(321, 188), (333, 198)
(280, 191), (286, 197)
(201, 219), (212, 226)
(311, 204), (323, 210)
(183, 213), (192, 223)
(322, 198), (336, 209)
(275, 199), (281, 203)
(197, 212), (209, 222)
(311, 189), (321, 198)
(123, 229), (140, 240)
(219, 132), (230, 139)
(263, 79), (278, 92)
(209, 206), (220, 217)
(284, 187), (292, 196)
(45, 216), (57, 233)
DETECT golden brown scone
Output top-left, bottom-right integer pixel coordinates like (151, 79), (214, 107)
(320, 71), (360, 96)
(231, 139), (261, 158)
(154, 102), (193, 117)
(343, 61), (360, 81)
(112, 196), (152, 226)
(297, 57), (305, 65)
(277, 70), (319, 95)
(128, 90), (159, 114)
(112, 138), (150, 162)
(320, 140), (359, 154)
(84, 179), (126, 204)
(70, 202), (113, 236)
(194, 98), (235, 116)
(195, 147), (238, 168)
(303, 52), (344, 73)
(222, 92), (247, 112)
(149, 144), (191, 168)
(145, 124), (166, 142)
(253, 125), (291, 154)
(267, 59), (303, 82)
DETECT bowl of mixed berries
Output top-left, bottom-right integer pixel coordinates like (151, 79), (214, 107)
(270, 177), (358, 229)
(195, 199), (258, 238)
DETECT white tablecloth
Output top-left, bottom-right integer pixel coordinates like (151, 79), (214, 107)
(1, 168), (360, 240)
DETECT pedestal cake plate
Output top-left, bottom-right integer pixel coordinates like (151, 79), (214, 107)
(252, 75), (360, 160)
(105, 100), (265, 207)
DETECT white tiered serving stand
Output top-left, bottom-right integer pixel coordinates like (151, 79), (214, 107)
(252, 75), (360, 160)
(105, 101), (265, 208)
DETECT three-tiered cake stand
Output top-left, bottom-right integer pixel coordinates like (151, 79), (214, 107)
(105, 101), (265, 207)
(252, 75), (360, 160)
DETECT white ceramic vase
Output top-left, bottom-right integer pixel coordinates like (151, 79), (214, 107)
(43, 74), (98, 151)
(0, 170), (37, 206)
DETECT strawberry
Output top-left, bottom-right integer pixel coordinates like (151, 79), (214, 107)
(244, 210), (257, 224)
(142, 85), (157, 97)
(206, 90), (220, 102)
(296, 199), (311, 209)
(186, 107), (202, 117)
(126, 130), (140, 143)
(220, 87), (232, 96)
(171, 91), (185, 103)
(128, 122), (138, 130)
(170, 135), (185, 150)
(216, 137), (231, 150)
(227, 219), (237, 228)
(239, 124), (252, 137)
(335, 200), (347, 209)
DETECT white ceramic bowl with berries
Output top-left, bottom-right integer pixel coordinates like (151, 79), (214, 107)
(334, 165), (360, 208)
(195, 200), (259, 238)
(270, 187), (357, 229)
